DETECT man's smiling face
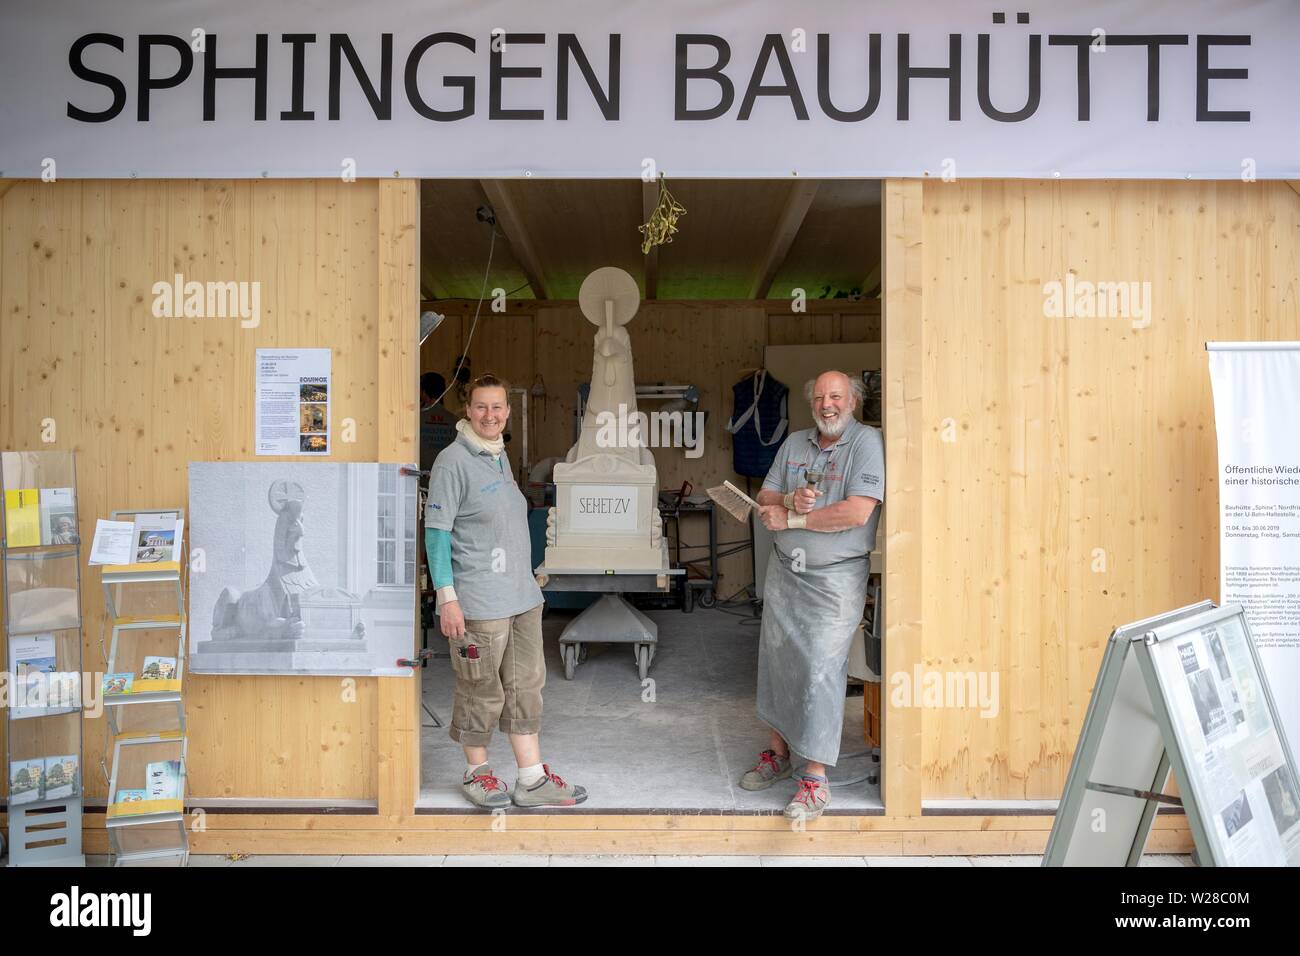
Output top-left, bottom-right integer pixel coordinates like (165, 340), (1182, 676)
(810, 372), (856, 438)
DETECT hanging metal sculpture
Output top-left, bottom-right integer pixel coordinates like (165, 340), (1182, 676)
(638, 173), (687, 255)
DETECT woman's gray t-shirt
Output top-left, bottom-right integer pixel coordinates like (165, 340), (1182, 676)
(426, 433), (543, 620)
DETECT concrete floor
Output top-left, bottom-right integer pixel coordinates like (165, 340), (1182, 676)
(418, 605), (884, 811)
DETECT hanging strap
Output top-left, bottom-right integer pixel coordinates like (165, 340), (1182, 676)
(727, 370), (764, 434)
(759, 388), (788, 446)
(727, 370), (788, 446)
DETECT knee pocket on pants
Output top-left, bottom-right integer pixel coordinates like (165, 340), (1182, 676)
(449, 637), (490, 682)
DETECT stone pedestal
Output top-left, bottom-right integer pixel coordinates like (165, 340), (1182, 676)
(200, 584), (370, 672)
(546, 456), (665, 571)
(192, 636), (371, 673)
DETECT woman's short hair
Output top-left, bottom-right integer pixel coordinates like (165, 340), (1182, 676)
(467, 373), (511, 404)
(803, 371), (865, 409)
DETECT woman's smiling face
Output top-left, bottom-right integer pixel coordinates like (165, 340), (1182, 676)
(468, 385), (510, 441)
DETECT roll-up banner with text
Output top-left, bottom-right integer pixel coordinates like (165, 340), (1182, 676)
(1208, 343), (1300, 772)
(1, 0), (1299, 179)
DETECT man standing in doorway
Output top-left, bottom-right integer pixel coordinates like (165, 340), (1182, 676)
(426, 374), (587, 809)
(419, 372), (458, 474)
(741, 370), (884, 821)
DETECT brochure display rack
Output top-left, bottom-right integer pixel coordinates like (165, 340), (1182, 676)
(2, 450), (86, 866)
(99, 508), (189, 866)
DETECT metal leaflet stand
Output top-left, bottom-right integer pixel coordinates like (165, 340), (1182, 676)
(100, 508), (189, 867)
(2, 450), (86, 866)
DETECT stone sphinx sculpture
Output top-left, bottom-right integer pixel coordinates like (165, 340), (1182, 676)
(210, 480), (364, 645)
(544, 267), (667, 572)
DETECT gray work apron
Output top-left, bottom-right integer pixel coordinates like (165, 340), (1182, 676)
(756, 547), (869, 766)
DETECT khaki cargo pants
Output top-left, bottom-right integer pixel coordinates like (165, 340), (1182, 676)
(447, 604), (545, 746)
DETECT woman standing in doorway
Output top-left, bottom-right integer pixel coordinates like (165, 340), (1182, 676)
(425, 373), (587, 808)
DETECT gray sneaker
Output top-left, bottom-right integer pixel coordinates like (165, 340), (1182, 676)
(511, 764), (588, 807)
(740, 749), (793, 791)
(784, 775), (830, 822)
(461, 766), (511, 809)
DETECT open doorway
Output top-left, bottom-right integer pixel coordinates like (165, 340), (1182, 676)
(415, 178), (884, 812)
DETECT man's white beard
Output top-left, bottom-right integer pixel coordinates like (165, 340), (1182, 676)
(814, 410), (851, 438)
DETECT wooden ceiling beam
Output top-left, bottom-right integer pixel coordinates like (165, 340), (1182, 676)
(860, 263), (883, 298)
(478, 179), (549, 300)
(749, 180), (820, 299)
(641, 180), (660, 300)
(420, 259), (450, 301)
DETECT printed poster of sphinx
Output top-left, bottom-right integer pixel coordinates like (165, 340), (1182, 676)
(188, 462), (418, 676)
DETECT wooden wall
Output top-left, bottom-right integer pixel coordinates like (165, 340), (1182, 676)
(13, 173), (1287, 818)
(890, 179), (1300, 801)
(420, 300), (881, 598)
(0, 179), (418, 806)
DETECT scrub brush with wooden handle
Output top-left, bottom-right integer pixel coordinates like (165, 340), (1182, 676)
(707, 480), (762, 524)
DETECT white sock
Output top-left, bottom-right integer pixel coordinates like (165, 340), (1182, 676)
(465, 761), (488, 780)
(517, 763), (545, 786)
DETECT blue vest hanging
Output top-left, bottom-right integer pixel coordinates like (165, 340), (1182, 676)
(727, 370), (789, 478)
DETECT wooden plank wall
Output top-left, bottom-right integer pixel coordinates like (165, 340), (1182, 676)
(882, 179), (924, 815)
(420, 300), (882, 598)
(0, 179), (418, 805)
(8, 173), (1278, 822)
(906, 179), (1300, 799)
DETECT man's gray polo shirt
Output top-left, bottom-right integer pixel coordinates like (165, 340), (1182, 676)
(426, 432), (543, 620)
(761, 418), (884, 568)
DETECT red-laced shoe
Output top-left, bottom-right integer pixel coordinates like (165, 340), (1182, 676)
(784, 775), (830, 821)
(461, 766), (511, 809)
(740, 749), (794, 791)
(512, 763), (588, 808)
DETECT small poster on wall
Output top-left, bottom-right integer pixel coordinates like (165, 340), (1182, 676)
(255, 348), (331, 456)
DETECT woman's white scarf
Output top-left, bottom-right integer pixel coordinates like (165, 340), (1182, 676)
(456, 417), (504, 458)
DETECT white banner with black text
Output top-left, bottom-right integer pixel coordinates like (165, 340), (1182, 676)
(1208, 343), (1300, 772)
(1, 0), (1298, 179)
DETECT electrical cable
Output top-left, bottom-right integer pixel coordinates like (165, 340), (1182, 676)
(430, 226), (497, 408)
(712, 607), (761, 625)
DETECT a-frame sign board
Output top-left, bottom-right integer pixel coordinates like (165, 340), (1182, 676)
(1046, 601), (1300, 866)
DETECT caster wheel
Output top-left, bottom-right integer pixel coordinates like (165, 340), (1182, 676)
(699, 589), (716, 609)
(563, 644), (577, 680)
(578, 644), (589, 664)
(636, 644), (651, 681)
(682, 582), (694, 614)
